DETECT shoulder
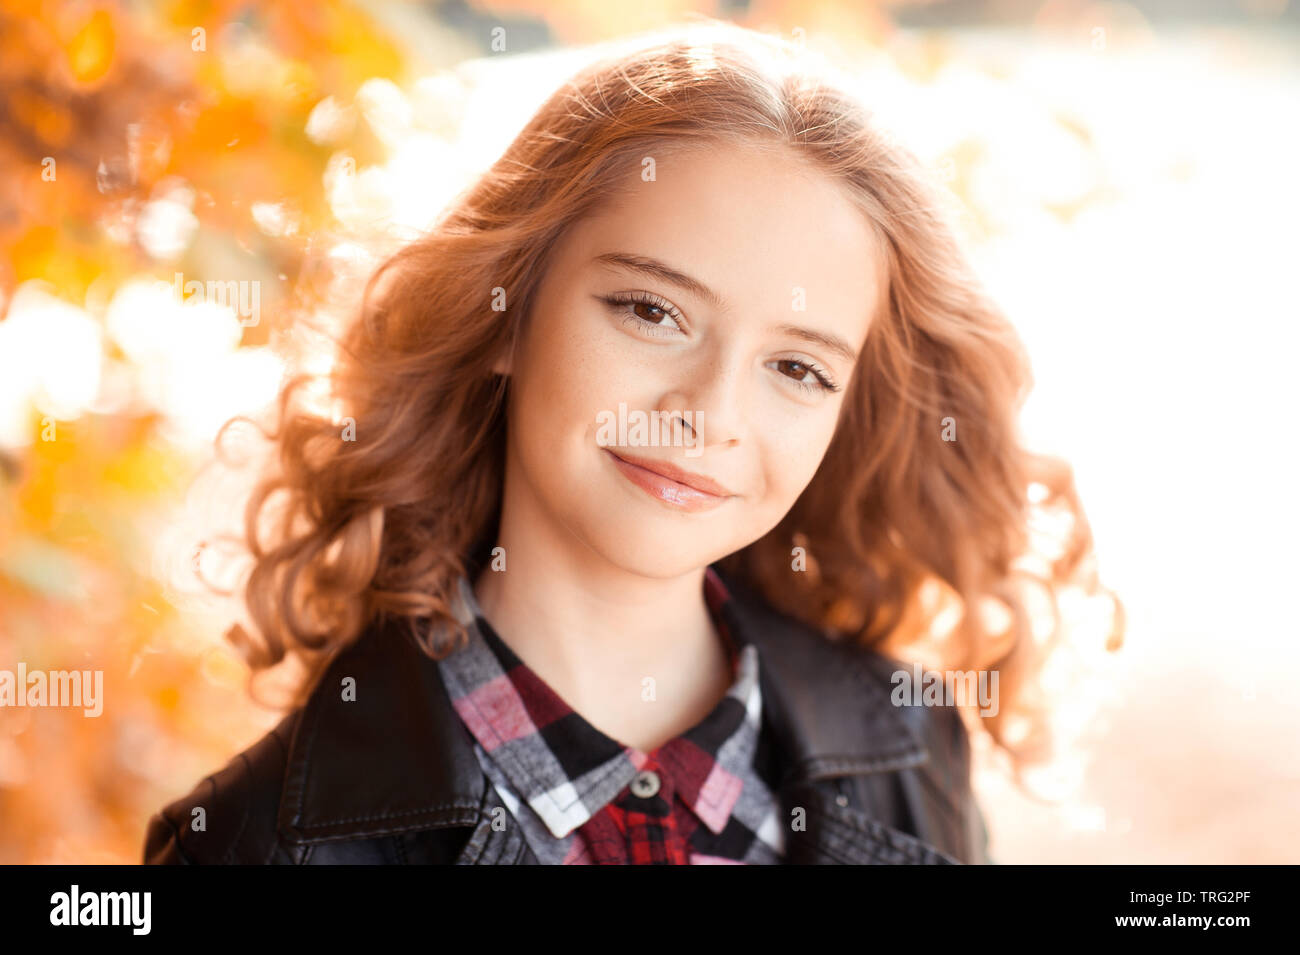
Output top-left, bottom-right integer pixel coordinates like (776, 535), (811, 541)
(769, 613), (992, 864)
(142, 709), (305, 864)
(141, 615), (455, 865)
(853, 649), (991, 864)
(849, 647), (973, 788)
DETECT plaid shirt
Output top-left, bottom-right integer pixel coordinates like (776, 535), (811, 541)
(435, 567), (787, 865)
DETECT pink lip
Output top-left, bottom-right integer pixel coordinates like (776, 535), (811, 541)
(603, 448), (736, 513)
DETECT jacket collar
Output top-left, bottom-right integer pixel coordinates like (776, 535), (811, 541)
(276, 565), (928, 845)
(713, 569), (929, 780)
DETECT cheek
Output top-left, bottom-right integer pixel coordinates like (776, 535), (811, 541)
(755, 405), (842, 505)
(511, 301), (626, 453)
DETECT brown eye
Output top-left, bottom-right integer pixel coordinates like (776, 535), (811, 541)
(600, 292), (685, 337)
(769, 358), (838, 393)
(776, 359), (812, 381)
(633, 303), (668, 324)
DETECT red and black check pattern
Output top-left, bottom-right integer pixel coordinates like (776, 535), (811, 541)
(435, 567), (787, 864)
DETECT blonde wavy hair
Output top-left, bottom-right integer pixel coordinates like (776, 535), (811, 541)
(212, 20), (1123, 777)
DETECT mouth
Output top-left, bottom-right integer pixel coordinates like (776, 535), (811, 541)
(602, 448), (736, 513)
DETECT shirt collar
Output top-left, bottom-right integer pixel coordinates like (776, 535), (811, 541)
(435, 566), (765, 838)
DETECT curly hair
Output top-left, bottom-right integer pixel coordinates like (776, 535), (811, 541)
(210, 20), (1123, 778)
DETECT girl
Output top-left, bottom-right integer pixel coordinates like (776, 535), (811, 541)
(143, 20), (1120, 865)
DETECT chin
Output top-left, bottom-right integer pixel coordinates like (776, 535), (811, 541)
(576, 510), (731, 579)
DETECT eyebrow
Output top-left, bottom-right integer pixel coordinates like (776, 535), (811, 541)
(593, 251), (861, 365)
(770, 323), (860, 366)
(594, 252), (730, 313)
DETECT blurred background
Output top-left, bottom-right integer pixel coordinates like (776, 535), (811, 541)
(1, 0), (1297, 864)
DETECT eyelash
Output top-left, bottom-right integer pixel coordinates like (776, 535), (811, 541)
(601, 290), (685, 336)
(598, 291), (841, 394)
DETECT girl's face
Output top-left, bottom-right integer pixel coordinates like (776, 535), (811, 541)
(498, 142), (883, 578)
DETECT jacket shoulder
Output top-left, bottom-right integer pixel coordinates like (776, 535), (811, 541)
(853, 650), (992, 864)
(142, 710), (304, 865)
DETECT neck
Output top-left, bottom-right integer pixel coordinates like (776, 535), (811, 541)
(470, 487), (732, 753)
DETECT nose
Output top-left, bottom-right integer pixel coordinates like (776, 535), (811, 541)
(657, 359), (744, 454)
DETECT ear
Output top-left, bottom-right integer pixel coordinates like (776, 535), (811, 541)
(491, 352), (512, 376)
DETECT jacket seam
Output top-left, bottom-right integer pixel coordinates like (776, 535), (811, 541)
(195, 775), (239, 866)
(806, 799), (957, 864)
(285, 664), (480, 832)
(294, 803), (482, 828)
(286, 809), (481, 846)
(156, 809), (197, 865)
(288, 688), (326, 827)
(460, 815), (488, 864)
(223, 752), (257, 863)
(801, 750), (926, 777)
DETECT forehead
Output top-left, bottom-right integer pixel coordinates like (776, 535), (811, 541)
(559, 142), (884, 344)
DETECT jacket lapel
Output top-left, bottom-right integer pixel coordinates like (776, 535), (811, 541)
(275, 611), (487, 846)
(713, 570), (958, 864)
(713, 570), (930, 779)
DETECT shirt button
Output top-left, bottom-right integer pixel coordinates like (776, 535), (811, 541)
(630, 769), (661, 799)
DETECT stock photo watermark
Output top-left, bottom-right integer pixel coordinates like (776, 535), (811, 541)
(0, 664), (104, 717)
(595, 401), (704, 457)
(154, 271), (261, 327)
(49, 886), (150, 935)
(890, 663), (999, 717)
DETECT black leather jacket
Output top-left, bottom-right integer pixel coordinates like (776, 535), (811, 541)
(143, 572), (991, 865)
